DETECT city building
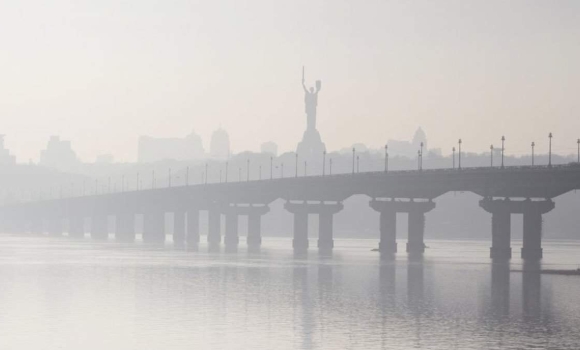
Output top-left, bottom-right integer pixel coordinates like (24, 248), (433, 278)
(39, 136), (79, 171)
(210, 128), (230, 160)
(0, 135), (16, 165)
(138, 130), (204, 163)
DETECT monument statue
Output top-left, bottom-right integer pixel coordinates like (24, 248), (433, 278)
(296, 67), (326, 161)
(302, 67), (321, 131)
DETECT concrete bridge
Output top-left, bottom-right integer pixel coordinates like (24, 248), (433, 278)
(1, 164), (580, 260)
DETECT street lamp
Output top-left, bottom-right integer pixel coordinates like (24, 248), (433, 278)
(352, 148), (355, 175)
(304, 161), (307, 176)
(490, 145), (494, 167)
(417, 150), (421, 170)
(577, 139), (580, 163)
(452, 147), (456, 169)
(458, 139), (462, 170)
(281, 163), (284, 178)
(186, 166), (190, 186)
(295, 153), (298, 178)
(420, 142), (424, 170)
(329, 158), (333, 175)
(322, 151), (326, 176)
(259, 166), (262, 180)
(531, 142), (535, 166)
(357, 155), (360, 173)
(384, 144), (388, 173)
(548, 132), (553, 167)
(501, 136), (505, 169)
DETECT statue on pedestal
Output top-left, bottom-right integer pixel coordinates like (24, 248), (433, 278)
(302, 66), (322, 131)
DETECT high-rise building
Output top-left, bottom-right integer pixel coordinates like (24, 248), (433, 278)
(39, 136), (79, 171)
(210, 128), (230, 160)
(0, 135), (15, 165)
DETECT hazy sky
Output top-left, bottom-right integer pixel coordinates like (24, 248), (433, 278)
(1, 0), (579, 162)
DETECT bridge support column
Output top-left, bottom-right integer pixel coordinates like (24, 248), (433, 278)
(521, 200), (554, 260)
(91, 215), (108, 240)
(187, 209), (200, 247)
(285, 202), (309, 252)
(173, 211), (185, 247)
(143, 211), (165, 244)
(406, 202), (435, 255)
(247, 206), (269, 250)
(207, 208), (221, 247)
(224, 212), (239, 252)
(68, 216), (85, 238)
(480, 199), (513, 259)
(370, 200), (397, 254)
(115, 213), (135, 242)
(317, 203), (344, 252)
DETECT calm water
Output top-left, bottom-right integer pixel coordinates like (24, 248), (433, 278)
(0, 235), (579, 350)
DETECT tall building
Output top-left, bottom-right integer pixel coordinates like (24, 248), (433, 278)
(0, 135), (15, 165)
(39, 136), (80, 171)
(260, 141), (278, 157)
(138, 130), (204, 163)
(210, 128), (230, 160)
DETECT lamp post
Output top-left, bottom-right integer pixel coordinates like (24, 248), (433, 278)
(420, 142), (424, 170)
(238, 167), (241, 182)
(458, 139), (462, 170)
(417, 150), (421, 170)
(452, 147), (455, 169)
(352, 148), (355, 175)
(270, 157), (273, 180)
(304, 161), (307, 176)
(322, 150), (326, 176)
(295, 153), (298, 178)
(384, 144), (388, 173)
(531, 142), (535, 166)
(548, 132), (553, 167)
(501, 136), (505, 169)
(281, 163), (284, 178)
(224, 162), (228, 183)
(577, 139), (580, 163)
(259, 166), (262, 180)
(329, 158), (333, 175)
(490, 145), (493, 167)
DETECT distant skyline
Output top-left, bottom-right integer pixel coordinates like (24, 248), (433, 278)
(1, 1), (579, 162)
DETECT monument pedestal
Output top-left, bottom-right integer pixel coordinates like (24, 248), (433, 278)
(297, 128), (326, 160)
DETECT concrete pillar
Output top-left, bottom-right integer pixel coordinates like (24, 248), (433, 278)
(407, 210), (426, 254)
(115, 213), (135, 242)
(207, 208), (221, 246)
(68, 216), (85, 238)
(370, 200), (398, 254)
(143, 211), (165, 244)
(224, 212), (239, 251)
(318, 212), (333, 251)
(247, 213), (262, 248)
(173, 211), (185, 247)
(187, 209), (200, 246)
(91, 215), (108, 240)
(491, 210), (511, 259)
(292, 211), (308, 252)
(521, 200), (554, 260)
(480, 199), (513, 260)
(379, 210), (397, 253)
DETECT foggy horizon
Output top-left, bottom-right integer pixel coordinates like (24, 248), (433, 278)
(2, 1), (580, 162)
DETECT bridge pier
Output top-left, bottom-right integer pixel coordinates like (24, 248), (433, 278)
(224, 211), (239, 252)
(143, 211), (165, 244)
(68, 216), (85, 238)
(91, 215), (108, 240)
(480, 198), (554, 260)
(173, 211), (186, 247)
(370, 199), (435, 255)
(187, 209), (200, 247)
(521, 200), (554, 260)
(284, 201), (343, 253)
(247, 206), (269, 250)
(207, 208), (221, 249)
(115, 213), (135, 242)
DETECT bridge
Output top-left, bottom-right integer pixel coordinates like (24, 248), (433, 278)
(1, 164), (579, 260)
